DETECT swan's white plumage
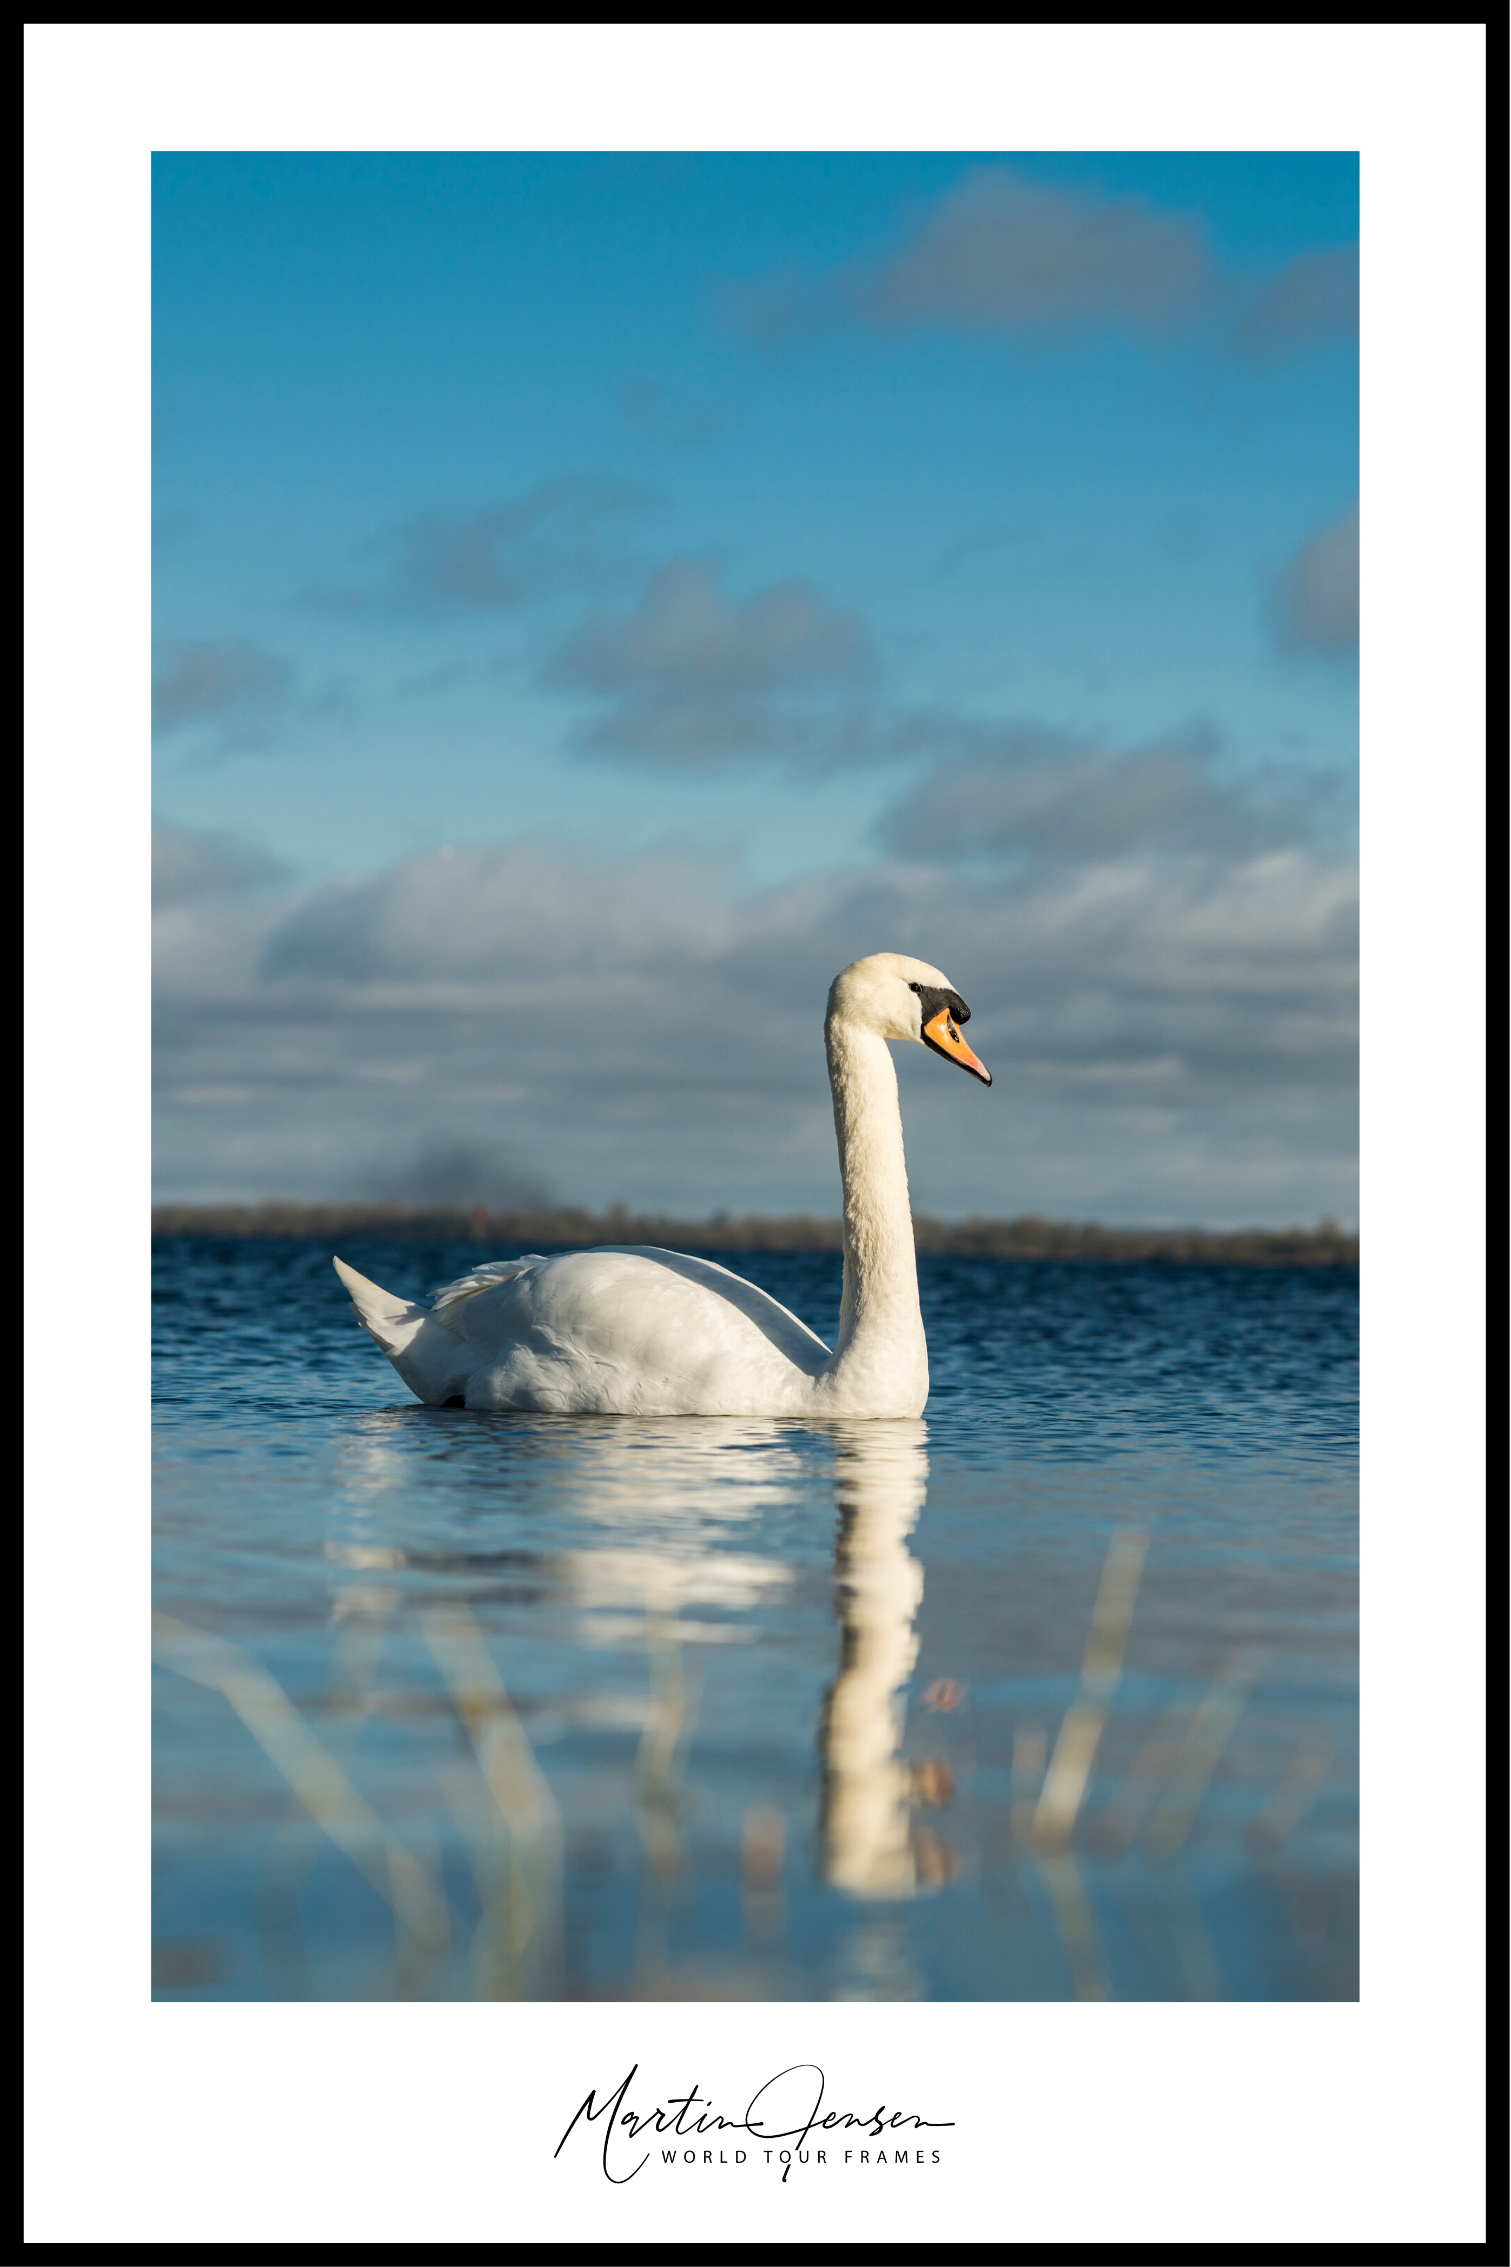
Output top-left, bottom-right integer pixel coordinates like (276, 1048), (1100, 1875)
(334, 951), (988, 1418)
(336, 1246), (830, 1415)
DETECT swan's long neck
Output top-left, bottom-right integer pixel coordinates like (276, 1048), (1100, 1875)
(824, 1013), (928, 1408)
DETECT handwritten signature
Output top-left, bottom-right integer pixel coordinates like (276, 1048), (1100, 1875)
(555, 2063), (954, 2184)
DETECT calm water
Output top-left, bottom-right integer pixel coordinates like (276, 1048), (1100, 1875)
(153, 1238), (1358, 2002)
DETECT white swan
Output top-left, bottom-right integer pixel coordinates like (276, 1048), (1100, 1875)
(333, 952), (990, 1418)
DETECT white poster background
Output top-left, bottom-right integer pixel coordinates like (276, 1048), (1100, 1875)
(24, 23), (1485, 2250)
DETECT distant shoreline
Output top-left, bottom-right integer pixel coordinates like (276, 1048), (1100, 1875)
(150, 1203), (1358, 1266)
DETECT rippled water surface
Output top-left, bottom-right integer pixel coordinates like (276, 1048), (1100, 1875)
(153, 1238), (1358, 2001)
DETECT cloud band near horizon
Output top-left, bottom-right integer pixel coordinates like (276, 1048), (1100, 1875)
(153, 788), (1358, 1228)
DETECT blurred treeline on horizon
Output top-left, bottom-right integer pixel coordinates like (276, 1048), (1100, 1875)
(151, 1204), (1358, 1267)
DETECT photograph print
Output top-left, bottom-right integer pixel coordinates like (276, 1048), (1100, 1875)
(152, 149), (1360, 2007)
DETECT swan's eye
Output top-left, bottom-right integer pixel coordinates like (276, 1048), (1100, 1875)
(908, 981), (921, 994)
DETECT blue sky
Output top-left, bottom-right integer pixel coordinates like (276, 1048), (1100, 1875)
(153, 152), (1358, 1222)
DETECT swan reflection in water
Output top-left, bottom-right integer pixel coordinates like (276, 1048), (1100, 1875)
(520, 1417), (946, 1910)
(819, 1421), (947, 1901)
(320, 1409), (947, 1937)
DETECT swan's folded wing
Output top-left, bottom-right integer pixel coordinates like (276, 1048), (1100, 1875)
(431, 1246), (829, 1371)
(599, 1247), (832, 1370)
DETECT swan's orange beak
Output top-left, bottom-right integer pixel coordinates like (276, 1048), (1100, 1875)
(922, 1007), (992, 1085)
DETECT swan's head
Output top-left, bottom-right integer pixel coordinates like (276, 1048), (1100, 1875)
(827, 952), (992, 1086)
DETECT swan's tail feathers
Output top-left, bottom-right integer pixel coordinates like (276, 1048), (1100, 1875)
(333, 1256), (429, 1356)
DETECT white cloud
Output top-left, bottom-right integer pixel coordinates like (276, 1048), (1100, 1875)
(152, 641), (294, 737)
(154, 819), (1357, 1225)
(303, 480), (647, 614)
(731, 168), (1357, 369)
(733, 165), (1212, 343)
(1273, 504), (1359, 653)
(864, 166), (1212, 334)
(881, 727), (1312, 863)
(547, 559), (870, 768)
(1238, 245), (1359, 358)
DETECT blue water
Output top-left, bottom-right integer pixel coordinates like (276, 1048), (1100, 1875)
(152, 1238), (1358, 2001)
